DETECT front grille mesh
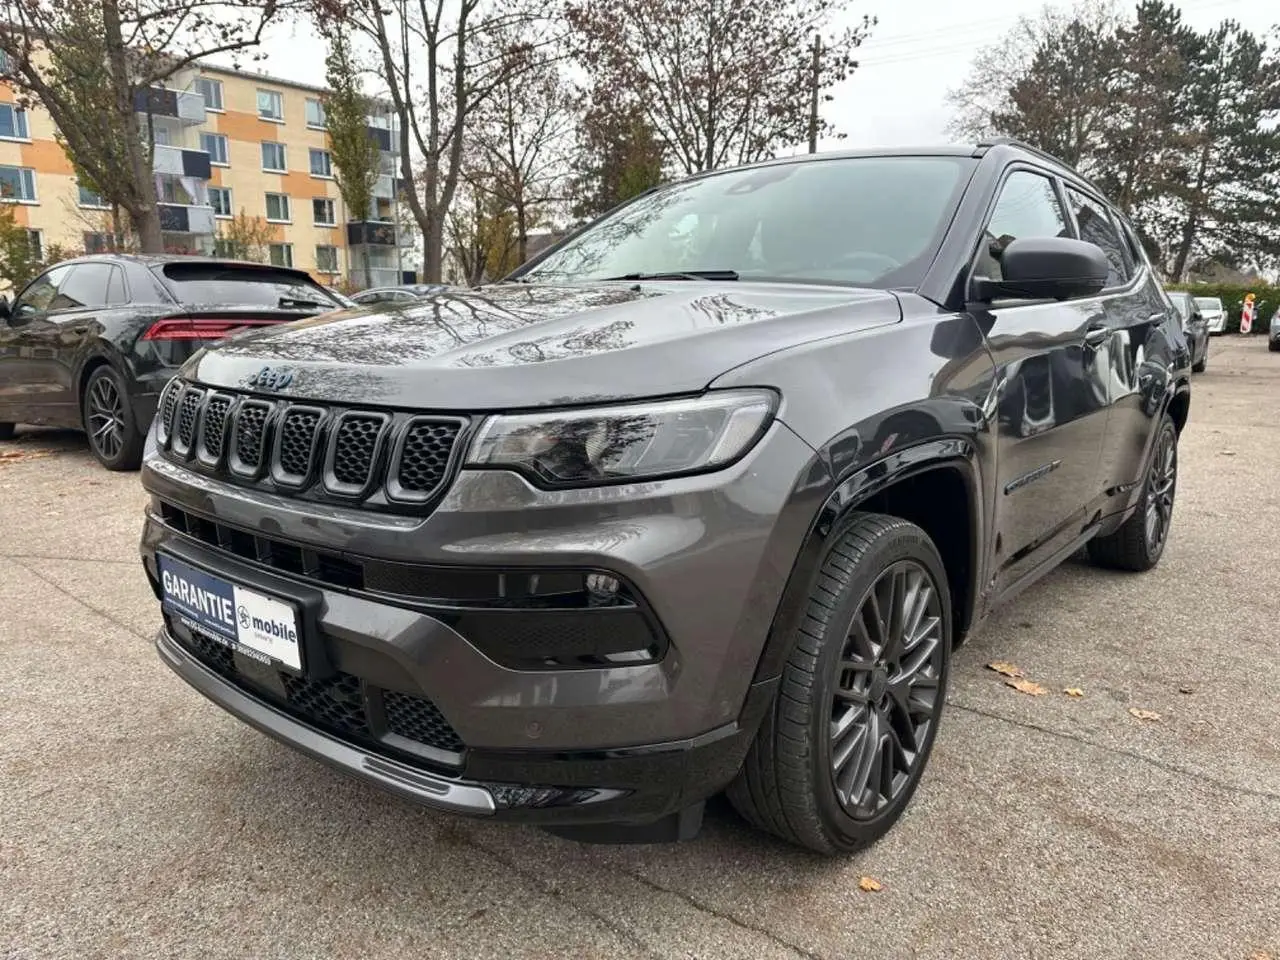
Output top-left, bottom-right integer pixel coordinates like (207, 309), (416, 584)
(158, 379), (465, 514)
(175, 388), (203, 450)
(173, 622), (465, 757)
(384, 690), (465, 752)
(278, 408), (322, 479)
(199, 395), (232, 460)
(332, 414), (384, 488)
(234, 402), (270, 470)
(396, 419), (461, 495)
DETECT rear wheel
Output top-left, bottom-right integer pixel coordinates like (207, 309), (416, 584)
(0, 422), (13, 441)
(82, 365), (145, 471)
(727, 513), (951, 856)
(1088, 415), (1177, 572)
(1269, 340), (1280, 352)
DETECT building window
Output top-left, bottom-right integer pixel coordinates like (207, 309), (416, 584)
(84, 232), (112, 254)
(200, 132), (229, 166)
(268, 242), (293, 268)
(257, 89), (284, 121)
(312, 197), (335, 226)
(265, 192), (290, 222)
(153, 125), (171, 146)
(0, 104), (28, 140)
(305, 98), (326, 129)
(78, 184), (108, 208)
(309, 148), (332, 178)
(0, 166), (36, 202)
(25, 229), (42, 262)
(261, 141), (286, 172)
(195, 77), (223, 111)
(209, 186), (232, 218)
(315, 244), (338, 274)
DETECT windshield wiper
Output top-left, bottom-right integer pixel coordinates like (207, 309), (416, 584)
(601, 269), (739, 282)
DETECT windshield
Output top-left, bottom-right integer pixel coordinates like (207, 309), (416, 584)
(1194, 297), (1222, 311)
(1170, 295), (1192, 319)
(519, 156), (975, 289)
(158, 263), (343, 310)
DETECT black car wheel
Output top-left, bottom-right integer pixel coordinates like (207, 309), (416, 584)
(728, 513), (951, 855)
(0, 422), (13, 442)
(82, 365), (145, 471)
(1088, 414), (1177, 572)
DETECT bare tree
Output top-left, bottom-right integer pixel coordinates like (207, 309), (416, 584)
(566, 0), (873, 175)
(468, 33), (575, 264)
(313, 0), (557, 282)
(0, 0), (290, 252)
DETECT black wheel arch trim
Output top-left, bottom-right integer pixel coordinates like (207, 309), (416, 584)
(749, 437), (984, 688)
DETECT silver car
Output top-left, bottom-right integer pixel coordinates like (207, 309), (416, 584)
(1195, 296), (1226, 335)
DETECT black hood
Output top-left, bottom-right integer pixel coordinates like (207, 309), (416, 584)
(187, 281), (901, 410)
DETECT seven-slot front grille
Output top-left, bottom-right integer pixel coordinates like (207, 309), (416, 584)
(156, 379), (467, 513)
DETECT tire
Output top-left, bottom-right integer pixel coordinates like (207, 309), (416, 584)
(82, 365), (145, 471)
(1269, 340), (1280, 352)
(1087, 414), (1177, 572)
(727, 513), (952, 856)
(0, 422), (14, 442)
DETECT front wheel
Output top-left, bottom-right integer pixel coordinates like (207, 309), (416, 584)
(1088, 415), (1177, 572)
(727, 513), (951, 856)
(1192, 340), (1207, 373)
(0, 422), (14, 442)
(82, 365), (145, 471)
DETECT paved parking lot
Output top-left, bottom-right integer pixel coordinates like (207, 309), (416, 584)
(3, 336), (1279, 960)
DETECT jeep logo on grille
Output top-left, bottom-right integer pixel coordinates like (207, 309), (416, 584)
(245, 365), (296, 391)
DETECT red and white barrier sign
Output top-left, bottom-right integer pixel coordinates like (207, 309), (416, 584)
(1241, 295), (1255, 335)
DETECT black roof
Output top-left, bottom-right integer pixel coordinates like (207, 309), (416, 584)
(53, 253), (313, 275)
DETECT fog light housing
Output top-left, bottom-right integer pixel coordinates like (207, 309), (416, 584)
(586, 573), (620, 601)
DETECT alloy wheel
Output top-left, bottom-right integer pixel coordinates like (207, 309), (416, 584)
(829, 560), (945, 820)
(87, 375), (126, 462)
(1144, 428), (1177, 553)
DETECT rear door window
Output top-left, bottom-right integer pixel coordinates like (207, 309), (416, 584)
(51, 263), (115, 310)
(1065, 188), (1130, 287)
(157, 263), (342, 310)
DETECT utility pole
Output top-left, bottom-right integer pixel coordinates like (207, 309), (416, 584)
(807, 34), (821, 154)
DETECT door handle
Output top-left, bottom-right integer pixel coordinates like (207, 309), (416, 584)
(1084, 325), (1110, 347)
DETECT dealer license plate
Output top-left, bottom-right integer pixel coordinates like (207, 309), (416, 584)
(158, 554), (302, 671)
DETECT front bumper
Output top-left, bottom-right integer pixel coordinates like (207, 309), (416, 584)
(140, 419), (822, 828)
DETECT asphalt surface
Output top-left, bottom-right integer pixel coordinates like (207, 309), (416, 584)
(3, 336), (1279, 960)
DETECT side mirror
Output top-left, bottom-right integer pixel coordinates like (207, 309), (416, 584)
(972, 237), (1110, 304)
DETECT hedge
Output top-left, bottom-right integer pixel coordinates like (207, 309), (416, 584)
(1166, 282), (1278, 334)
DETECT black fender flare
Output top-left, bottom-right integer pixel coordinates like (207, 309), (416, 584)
(749, 437), (985, 687)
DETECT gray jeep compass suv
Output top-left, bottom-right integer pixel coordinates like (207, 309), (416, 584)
(140, 140), (1190, 855)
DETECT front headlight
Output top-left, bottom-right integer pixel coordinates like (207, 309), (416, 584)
(467, 390), (776, 487)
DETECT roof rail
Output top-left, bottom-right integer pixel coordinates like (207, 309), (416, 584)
(973, 137), (1070, 168)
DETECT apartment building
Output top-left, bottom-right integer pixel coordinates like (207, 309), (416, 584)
(0, 56), (413, 288)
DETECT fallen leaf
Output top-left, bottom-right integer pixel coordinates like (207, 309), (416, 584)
(987, 661), (1026, 679)
(858, 876), (883, 893)
(1178, 685), (1194, 695)
(1006, 678), (1048, 696)
(1247, 951), (1273, 960)
(0, 448), (52, 465)
(1129, 708), (1162, 722)
(1063, 688), (1085, 697)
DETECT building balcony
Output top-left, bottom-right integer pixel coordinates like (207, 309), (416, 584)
(153, 144), (211, 180)
(135, 88), (206, 125)
(159, 203), (216, 235)
(367, 124), (396, 153)
(372, 174), (406, 200)
(346, 219), (400, 247)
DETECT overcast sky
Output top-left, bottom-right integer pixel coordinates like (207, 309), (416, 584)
(228, 0), (1276, 151)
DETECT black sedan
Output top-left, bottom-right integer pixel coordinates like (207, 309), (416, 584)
(0, 255), (348, 470)
(1166, 290), (1209, 373)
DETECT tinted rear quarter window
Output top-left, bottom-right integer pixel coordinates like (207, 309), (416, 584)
(52, 263), (115, 310)
(158, 263), (340, 309)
